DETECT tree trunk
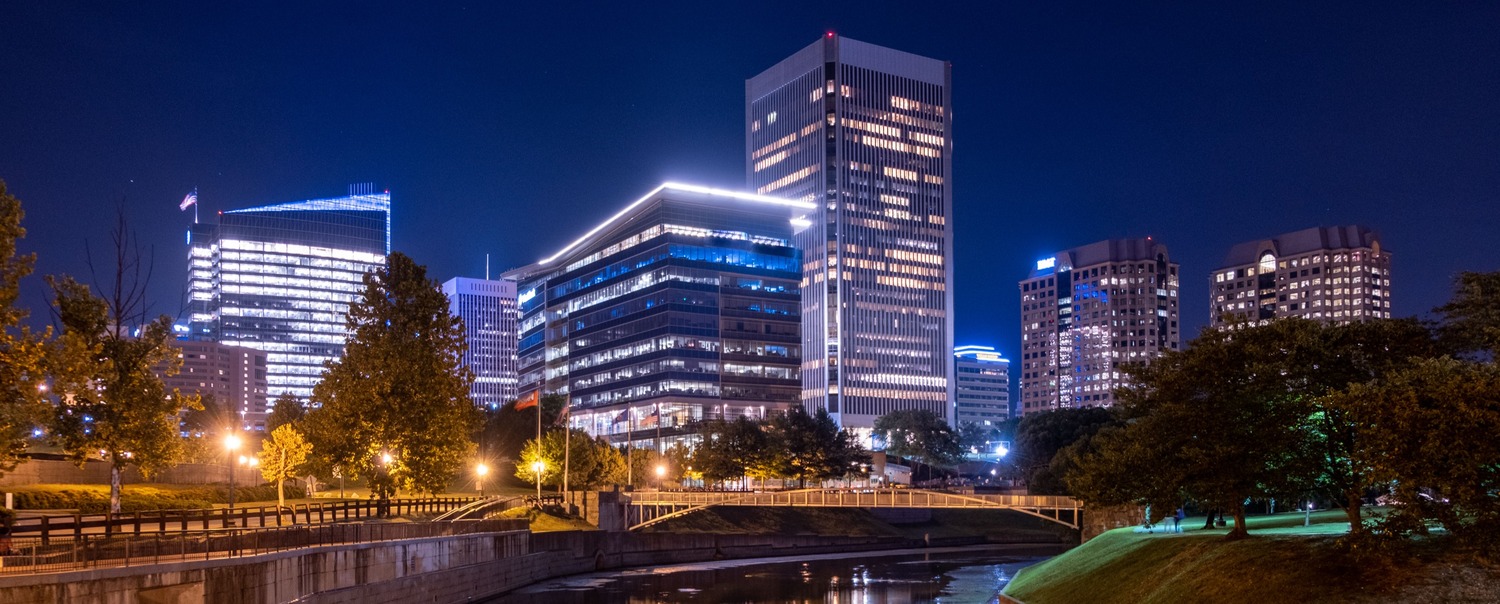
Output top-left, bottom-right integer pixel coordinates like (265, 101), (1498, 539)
(109, 463), (122, 515)
(1344, 490), (1363, 533)
(278, 478), (285, 509)
(1226, 506), (1249, 540)
(1202, 508), (1216, 530)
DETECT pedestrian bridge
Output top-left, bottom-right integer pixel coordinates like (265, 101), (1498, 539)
(623, 488), (1081, 531)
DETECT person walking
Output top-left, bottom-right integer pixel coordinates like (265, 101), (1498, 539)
(1173, 508), (1185, 533)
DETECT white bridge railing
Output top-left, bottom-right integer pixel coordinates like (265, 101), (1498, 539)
(623, 488), (1081, 531)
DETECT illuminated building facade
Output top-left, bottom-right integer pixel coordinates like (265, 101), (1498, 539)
(507, 183), (811, 450)
(747, 35), (955, 436)
(441, 277), (520, 409)
(1211, 225), (1390, 328)
(1018, 239), (1179, 415)
(159, 341), (269, 431)
(186, 185), (390, 407)
(953, 345), (1010, 426)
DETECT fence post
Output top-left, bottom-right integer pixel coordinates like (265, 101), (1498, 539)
(158, 510), (166, 533)
(133, 512), (142, 536)
(73, 513), (82, 542)
(40, 515), (50, 546)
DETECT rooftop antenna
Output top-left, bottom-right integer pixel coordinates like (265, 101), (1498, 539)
(485, 254), (490, 280)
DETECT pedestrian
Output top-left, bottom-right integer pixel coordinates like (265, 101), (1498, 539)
(1173, 508), (1184, 533)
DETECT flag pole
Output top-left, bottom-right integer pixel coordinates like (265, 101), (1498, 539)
(562, 396), (570, 497)
(627, 406), (633, 488)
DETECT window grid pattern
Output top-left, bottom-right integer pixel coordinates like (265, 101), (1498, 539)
(444, 278), (520, 409)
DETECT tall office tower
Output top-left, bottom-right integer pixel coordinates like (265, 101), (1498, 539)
(1018, 239), (1180, 416)
(507, 183), (811, 450)
(185, 185), (390, 407)
(160, 341), (269, 430)
(1210, 226), (1391, 328)
(747, 34), (955, 437)
(953, 345), (1011, 426)
(441, 277), (520, 409)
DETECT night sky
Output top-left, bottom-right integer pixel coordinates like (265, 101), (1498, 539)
(3, 2), (1497, 367)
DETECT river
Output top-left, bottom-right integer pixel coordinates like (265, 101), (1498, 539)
(488, 545), (1053, 603)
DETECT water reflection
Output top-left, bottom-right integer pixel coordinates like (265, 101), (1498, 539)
(492, 548), (1047, 604)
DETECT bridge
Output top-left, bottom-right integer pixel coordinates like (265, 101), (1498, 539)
(623, 488), (1081, 531)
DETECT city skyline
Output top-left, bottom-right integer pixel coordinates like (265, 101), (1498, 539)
(3, 3), (1497, 388)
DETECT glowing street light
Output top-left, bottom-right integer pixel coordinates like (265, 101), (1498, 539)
(381, 452), (394, 466)
(995, 444), (1009, 458)
(476, 463), (490, 497)
(654, 464), (667, 484)
(531, 461), (545, 498)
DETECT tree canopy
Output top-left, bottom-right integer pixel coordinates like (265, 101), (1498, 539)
(306, 252), (480, 499)
(872, 409), (964, 474)
(0, 181), (48, 478)
(259, 424), (312, 508)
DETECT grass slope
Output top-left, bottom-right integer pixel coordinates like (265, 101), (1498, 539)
(1005, 509), (1500, 604)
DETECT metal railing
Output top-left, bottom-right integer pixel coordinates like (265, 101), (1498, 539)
(9, 497), (479, 539)
(0, 517), (525, 576)
(624, 488), (1083, 530)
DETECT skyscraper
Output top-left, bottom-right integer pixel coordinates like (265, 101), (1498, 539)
(1018, 239), (1179, 415)
(441, 277), (520, 409)
(953, 345), (1011, 426)
(159, 341), (268, 430)
(507, 183), (811, 450)
(186, 185), (390, 408)
(747, 34), (955, 437)
(1210, 225), (1391, 328)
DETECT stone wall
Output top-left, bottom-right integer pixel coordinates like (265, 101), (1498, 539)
(1081, 504), (1145, 541)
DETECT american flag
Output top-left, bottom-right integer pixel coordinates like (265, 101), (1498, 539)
(179, 191), (198, 211)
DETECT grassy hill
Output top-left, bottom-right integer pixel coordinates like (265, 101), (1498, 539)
(1004, 509), (1500, 604)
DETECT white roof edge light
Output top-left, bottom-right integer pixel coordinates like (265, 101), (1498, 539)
(537, 183), (815, 266)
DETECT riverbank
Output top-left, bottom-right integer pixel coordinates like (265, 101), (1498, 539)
(1003, 510), (1500, 604)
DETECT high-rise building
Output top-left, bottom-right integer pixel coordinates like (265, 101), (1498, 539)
(1018, 239), (1180, 415)
(1210, 226), (1391, 328)
(506, 183), (812, 450)
(441, 277), (520, 409)
(953, 345), (1010, 426)
(160, 341), (269, 430)
(186, 185), (390, 408)
(747, 34), (955, 437)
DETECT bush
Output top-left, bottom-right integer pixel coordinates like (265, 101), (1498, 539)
(9, 483), (309, 513)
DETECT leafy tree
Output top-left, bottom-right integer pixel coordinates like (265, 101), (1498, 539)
(1342, 358), (1500, 551)
(0, 181), (49, 478)
(1014, 407), (1118, 494)
(691, 416), (769, 486)
(478, 393), (566, 463)
(873, 409), (964, 479)
(515, 428), (625, 494)
(1434, 271), (1500, 357)
(766, 406), (867, 486)
(628, 444), (692, 487)
(259, 424), (312, 508)
(47, 275), (199, 513)
(306, 252), (480, 504)
(957, 421), (1002, 455)
(265, 393), (305, 433)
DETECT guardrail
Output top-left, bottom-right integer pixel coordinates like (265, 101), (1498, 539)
(8, 497), (480, 540)
(0, 517), (525, 576)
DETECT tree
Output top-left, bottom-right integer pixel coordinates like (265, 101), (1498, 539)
(1014, 407), (1118, 494)
(479, 393), (566, 463)
(0, 181), (49, 478)
(265, 393), (305, 433)
(873, 409), (964, 479)
(259, 424), (312, 508)
(1435, 271), (1500, 357)
(47, 275), (198, 513)
(515, 428), (625, 494)
(306, 252), (480, 504)
(1341, 358), (1500, 551)
(691, 416), (769, 486)
(766, 406), (867, 486)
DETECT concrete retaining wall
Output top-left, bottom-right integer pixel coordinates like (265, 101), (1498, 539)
(0, 459), (264, 488)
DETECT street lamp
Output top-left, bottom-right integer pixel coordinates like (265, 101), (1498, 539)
(476, 463), (490, 497)
(224, 433), (242, 524)
(995, 444), (1009, 458)
(531, 461), (545, 499)
(654, 463), (666, 486)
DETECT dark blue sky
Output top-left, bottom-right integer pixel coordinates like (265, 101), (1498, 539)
(3, 2), (1497, 362)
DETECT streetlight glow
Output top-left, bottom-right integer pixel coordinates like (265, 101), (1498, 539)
(476, 463), (489, 477)
(224, 434), (241, 451)
(655, 464), (666, 478)
(995, 445), (1009, 458)
(381, 452), (393, 465)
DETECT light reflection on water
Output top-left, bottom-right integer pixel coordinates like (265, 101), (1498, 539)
(490, 547), (1049, 604)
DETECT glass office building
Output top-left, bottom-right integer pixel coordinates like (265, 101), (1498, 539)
(441, 277), (520, 409)
(507, 183), (812, 450)
(748, 35), (956, 436)
(953, 345), (1011, 426)
(1018, 239), (1179, 415)
(186, 185), (390, 406)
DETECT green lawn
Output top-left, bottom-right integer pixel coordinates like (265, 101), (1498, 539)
(1004, 509), (1433, 604)
(496, 506), (597, 532)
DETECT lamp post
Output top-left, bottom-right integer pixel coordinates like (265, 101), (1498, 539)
(377, 452), (394, 516)
(224, 433), (242, 524)
(654, 463), (666, 488)
(476, 463), (489, 497)
(1305, 501), (1313, 527)
(531, 461), (544, 499)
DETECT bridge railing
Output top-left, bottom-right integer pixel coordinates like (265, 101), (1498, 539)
(8, 497), (480, 540)
(625, 488), (1078, 510)
(0, 518), (525, 576)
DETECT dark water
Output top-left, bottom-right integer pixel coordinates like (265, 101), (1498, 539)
(490, 546), (1050, 603)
